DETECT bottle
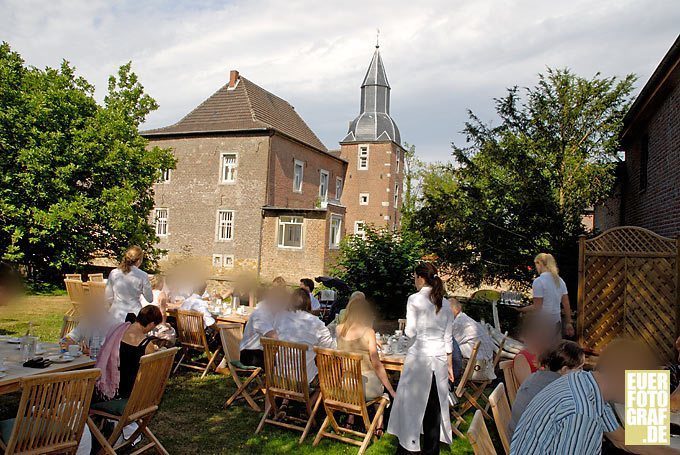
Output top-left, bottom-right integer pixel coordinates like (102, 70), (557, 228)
(90, 334), (101, 360)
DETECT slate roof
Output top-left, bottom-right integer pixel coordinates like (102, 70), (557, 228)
(142, 75), (327, 152)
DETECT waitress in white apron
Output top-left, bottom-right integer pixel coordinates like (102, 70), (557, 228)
(387, 262), (454, 454)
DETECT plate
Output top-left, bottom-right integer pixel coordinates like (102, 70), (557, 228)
(0, 372), (6, 378)
(48, 355), (74, 364)
(7, 338), (21, 344)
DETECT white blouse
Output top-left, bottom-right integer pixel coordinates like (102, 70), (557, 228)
(106, 266), (153, 322)
(404, 287), (454, 358)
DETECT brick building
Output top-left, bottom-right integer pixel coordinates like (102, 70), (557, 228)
(594, 35), (680, 238)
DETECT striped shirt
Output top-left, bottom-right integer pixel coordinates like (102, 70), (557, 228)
(510, 371), (619, 454)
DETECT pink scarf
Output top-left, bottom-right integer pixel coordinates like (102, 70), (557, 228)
(95, 322), (130, 400)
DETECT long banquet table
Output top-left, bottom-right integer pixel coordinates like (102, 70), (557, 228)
(0, 340), (95, 395)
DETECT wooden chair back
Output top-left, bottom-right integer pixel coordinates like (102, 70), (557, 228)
(176, 309), (209, 352)
(314, 347), (365, 412)
(59, 314), (79, 339)
(468, 410), (497, 455)
(2, 369), (100, 455)
(456, 340), (481, 398)
(218, 322), (243, 363)
(64, 279), (86, 303)
(499, 360), (519, 405)
(261, 337), (310, 401)
(88, 273), (104, 282)
(492, 335), (506, 368)
(64, 273), (82, 281)
(489, 382), (512, 454)
(397, 319), (406, 331)
(85, 281), (107, 303)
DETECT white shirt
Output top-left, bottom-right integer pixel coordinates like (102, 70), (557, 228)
(66, 312), (116, 344)
(240, 301), (275, 351)
(274, 310), (335, 381)
(309, 293), (321, 312)
(180, 294), (215, 328)
(532, 272), (568, 324)
(404, 288), (454, 358)
(106, 266), (153, 322)
(140, 289), (162, 307)
(452, 311), (495, 361)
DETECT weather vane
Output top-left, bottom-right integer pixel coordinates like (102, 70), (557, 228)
(376, 28), (380, 48)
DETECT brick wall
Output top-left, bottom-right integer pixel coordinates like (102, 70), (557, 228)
(621, 82), (680, 238)
(268, 134), (347, 208)
(339, 141), (404, 234)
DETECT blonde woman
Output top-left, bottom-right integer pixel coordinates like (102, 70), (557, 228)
(106, 246), (153, 322)
(517, 253), (573, 338)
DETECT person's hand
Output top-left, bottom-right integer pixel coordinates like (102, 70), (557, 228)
(388, 387), (397, 399)
(564, 323), (575, 337)
(448, 368), (455, 383)
(79, 340), (90, 355)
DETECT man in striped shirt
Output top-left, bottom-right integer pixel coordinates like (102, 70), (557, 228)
(511, 339), (680, 455)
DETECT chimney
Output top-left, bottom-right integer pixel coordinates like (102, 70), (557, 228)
(228, 70), (239, 88)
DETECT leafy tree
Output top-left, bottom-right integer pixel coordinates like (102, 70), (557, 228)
(412, 68), (635, 287)
(331, 226), (423, 319)
(400, 142), (423, 228)
(0, 42), (175, 282)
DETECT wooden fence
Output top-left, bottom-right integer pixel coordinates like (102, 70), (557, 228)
(577, 226), (680, 362)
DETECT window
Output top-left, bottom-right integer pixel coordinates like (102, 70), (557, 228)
(212, 254), (235, 268)
(158, 168), (171, 183)
(329, 216), (342, 249)
(278, 216), (303, 248)
(154, 208), (168, 236)
(212, 255), (223, 268)
(359, 193), (369, 205)
(221, 153), (238, 183)
(354, 221), (366, 239)
(394, 183), (399, 207)
(358, 145), (369, 170)
(293, 160), (304, 193)
(319, 170), (329, 201)
(335, 177), (343, 199)
(216, 210), (234, 241)
(396, 150), (401, 174)
(639, 135), (649, 191)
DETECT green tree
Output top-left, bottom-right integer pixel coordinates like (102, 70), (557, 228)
(0, 42), (175, 282)
(332, 226), (423, 319)
(400, 142), (423, 228)
(412, 68), (635, 286)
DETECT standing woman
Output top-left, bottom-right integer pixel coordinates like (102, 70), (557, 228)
(387, 263), (454, 455)
(106, 246), (153, 323)
(516, 253), (573, 339)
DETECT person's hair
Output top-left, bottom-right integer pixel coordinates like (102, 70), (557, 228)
(272, 276), (287, 287)
(300, 278), (315, 292)
(149, 274), (164, 290)
(289, 288), (311, 312)
(339, 296), (374, 337)
(133, 305), (163, 327)
(119, 246), (144, 274)
(539, 340), (585, 372)
(415, 262), (445, 313)
(350, 291), (365, 301)
(534, 253), (560, 285)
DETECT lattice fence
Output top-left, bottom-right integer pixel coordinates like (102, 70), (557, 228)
(577, 226), (679, 362)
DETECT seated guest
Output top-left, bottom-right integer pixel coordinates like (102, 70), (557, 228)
(180, 282), (219, 350)
(141, 275), (168, 309)
(274, 288), (334, 382)
(336, 296), (396, 400)
(63, 296), (116, 355)
(450, 298), (496, 380)
(239, 279), (289, 367)
(508, 340), (584, 436)
(511, 339), (676, 455)
(300, 278), (321, 316)
(513, 313), (556, 386)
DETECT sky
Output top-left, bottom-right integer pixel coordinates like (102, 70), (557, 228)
(1, 0), (679, 162)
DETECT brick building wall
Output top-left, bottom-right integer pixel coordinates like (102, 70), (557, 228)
(339, 141), (404, 234)
(150, 134), (270, 272)
(621, 81), (680, 238)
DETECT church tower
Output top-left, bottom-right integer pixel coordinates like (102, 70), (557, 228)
(339, 44), (404, 235)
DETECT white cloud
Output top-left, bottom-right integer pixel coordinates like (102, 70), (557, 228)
(1, 0), (678, 161)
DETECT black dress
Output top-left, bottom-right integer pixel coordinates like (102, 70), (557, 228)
(118, 337), (156, 398)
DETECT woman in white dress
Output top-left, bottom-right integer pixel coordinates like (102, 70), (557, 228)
(387, 262), (454, 454)
(106, 246), (153, 323)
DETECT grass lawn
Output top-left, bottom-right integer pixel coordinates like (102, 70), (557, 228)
(0, 296), (488, 454)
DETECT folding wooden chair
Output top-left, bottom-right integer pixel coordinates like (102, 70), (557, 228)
(0, 368), (100, 454)
(60, 314), (79, 339)
(88, 347), (178, 455)
(64, 279), (87, 316)
(218, 322), (264, 411)
(65, 273), (82, 281)
(88, 273), (104, 282)
(469, 335), (507, 410)
(451, 341), (491, 438)
(488, 382), (512, 454)
(499, 360), (519, 406)
(173, 309), (222, 378)
(256, 338), (319, 443)
(467, 410), (497, 455)
(313, 347), (389, 455)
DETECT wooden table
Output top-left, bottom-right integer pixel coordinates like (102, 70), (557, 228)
(613, 402), (680, 449)
(167, 307), (253, 326)
(0, 341), (95, 395)
(380, 353), (405, 372)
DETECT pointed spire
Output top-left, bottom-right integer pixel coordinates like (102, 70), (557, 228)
(361, 47), (390, 89)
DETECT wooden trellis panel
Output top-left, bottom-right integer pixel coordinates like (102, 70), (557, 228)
(578, 226), (680, 362)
